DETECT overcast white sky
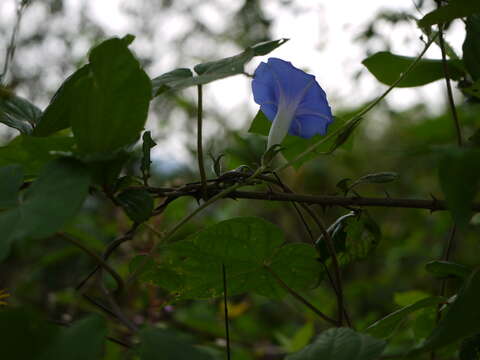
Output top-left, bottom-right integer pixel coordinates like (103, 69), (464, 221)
(1, 0), (466, 163)
(83, 0), (466, 109)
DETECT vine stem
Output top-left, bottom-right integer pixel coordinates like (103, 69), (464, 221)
(274, 32), (439, 172)
(197, 84), (208, 198)
(436, 12), (463, 146)
(431, 7), (461, 357)
(222, 264), (231, 360)
(126, 166), (266, 287)
(431, 225), (456, 360)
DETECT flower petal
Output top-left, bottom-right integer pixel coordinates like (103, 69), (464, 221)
(264, 58), (316, 101)
(290, 113), (330, 138)
(251, 57), (333, 144)
(296, 81), (332, 120)
(260, 103), (278, 121)
(252, 62), (279, 114)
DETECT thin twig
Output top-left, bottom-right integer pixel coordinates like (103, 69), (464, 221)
(76, 226), (137, 292)
(437, 226), (456, 317)
(82, 293), (137, 335)
(197, 84), (208, 199)
(82, 294), (120, 320)
(98, 275), (138, 333)
(1, 0), (29, 85)
(303, 208), (349, 327)
(143, 222), (164, 239)
(59, 233), (124, 294)
(265, 266), (338, 326)
(440, 226), (456, 294)
(431, 225), (456, 360)
(222, 264), (231, 360)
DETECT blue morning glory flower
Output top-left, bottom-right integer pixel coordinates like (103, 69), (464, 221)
(252, 57), (333, 149)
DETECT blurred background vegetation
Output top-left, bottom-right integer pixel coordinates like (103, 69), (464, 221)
(1, 0), (479, 359)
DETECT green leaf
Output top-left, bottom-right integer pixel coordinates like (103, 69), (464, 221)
(141, 131), (156, 182)
(251, 38), (290, 56)
(413, 307), (438, 341)
(411, 267), (480, 354)
(0, 308), (59, 358)
(39, 315), (107, 360)
(17, 158), (91, 239)
(261, 144), (283, 167)
(0, 158), (91, 262)
(347, 172), (398, 192)
(438, 147), (480, 230)
(426, 260), (472, 279)
(366, 296), (444, 339)
(0, 135), (76, 177)
(286, 328), (386, 360)
(394, 290), (430, 307)
(248, 109), (270, 135)
(288, 322), (315, 353)
(339, 212), (381, 264)
(329, 116), (361, 153)
(463, 79), (480, 100)
(152, 39), (288, 97)
(0, 87), (41, 134)
(362, 52), (464, 87)
(418, 0), (480, 28)
(129, 254), (156, 279)
(138, 327), (215, 360)
(70, 37), (152, 155)
(352, 172), (399, 185)
(463, 15), (480, 81)
(151, 68), (194, 96)
(0, 164), (24, 209)
(144, 217), (322, 300)
(87, 151), (130, 192)
(0, 210), (21, 261)
(32, 65), (90, 136)
(117, 188), (154, 223)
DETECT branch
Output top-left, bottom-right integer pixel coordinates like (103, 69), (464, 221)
(197, 84), (208, 198)
(223, 191), (476, 212)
